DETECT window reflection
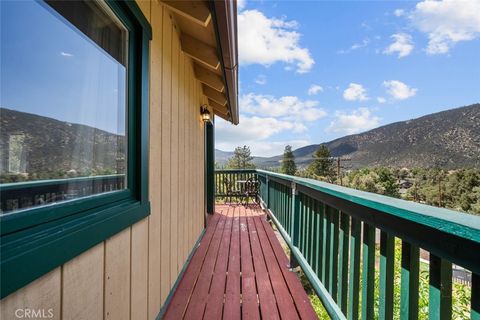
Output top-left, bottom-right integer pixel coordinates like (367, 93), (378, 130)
(0, 0), (128, 213)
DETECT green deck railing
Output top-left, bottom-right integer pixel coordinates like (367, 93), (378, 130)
(0, 174), (125, 213)
(214, 169), (480, 320)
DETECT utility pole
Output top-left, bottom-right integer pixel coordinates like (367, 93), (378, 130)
(312, 156), (351, 185)
(438, 178), (443, 207)
(337, 157), (351, 186)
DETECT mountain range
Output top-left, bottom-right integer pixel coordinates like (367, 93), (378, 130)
(216, 103), (480, 169)
(0, 108), (125, 175)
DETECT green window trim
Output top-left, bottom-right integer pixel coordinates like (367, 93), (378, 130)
(0, 0), (152, 299)
(205, 121), (215, 214)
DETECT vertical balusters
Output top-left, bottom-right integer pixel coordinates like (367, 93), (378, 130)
(362, 223), (375, 320)
(322, 204), (328, 284)
(286, 188), (291, 234)
(308, 198), (315, 266)
(348, 217), (361, 320)
(325, 206), (332, 292)
(314, 200), (323, 279)
(291, 184), (300, 247)
(472, 273), (479, 320)
(428, 254), (452, 320)
(311, 199), (318, 273)
(338, 212), (350, 313)
(305, 197), (311, 263)
(300, 193), (306, 255)
(331, 207), (339, 299)
(379, 231), (395, 320)
(400, 241), (419, 320)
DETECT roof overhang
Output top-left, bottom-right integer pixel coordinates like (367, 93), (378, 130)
(162, 0), (239, 125)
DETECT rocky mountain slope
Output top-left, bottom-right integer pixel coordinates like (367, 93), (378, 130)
(0, 108), (125, 175)
(217, 104), (480, 169)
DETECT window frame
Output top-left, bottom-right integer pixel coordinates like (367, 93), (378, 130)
(0, 0), (152, 299)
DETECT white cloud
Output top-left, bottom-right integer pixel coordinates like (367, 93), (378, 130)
(217, 93), (328, 156)
(308, 84), (323, 95)
(238, 10), (314, 73)
(327, 108), (380, 135)
(411, 0), (480, 54)
(216, 116), (303, 142)
(377, 97), (387, 103)
(215, 116), (310, 156)
(394, 9), (405, 17)
(218, 139), (310, 158)
(338, 38), (370, 54)
(240, 93), (327, 122)
(60, 51), (73, 57)
(383, 80), (417, 100)
(383, 33), (414, 58)
(255, 74), (267, 85)
(351, 39), (370, 50)
(343, 83), (369, 101)
(237, 0), (246, 11)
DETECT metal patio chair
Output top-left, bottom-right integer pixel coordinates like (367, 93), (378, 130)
(223, 177), (240, 205)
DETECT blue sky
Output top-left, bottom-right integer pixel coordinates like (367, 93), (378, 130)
(215, 0), (480, 156)
(1, 1), (126, 135)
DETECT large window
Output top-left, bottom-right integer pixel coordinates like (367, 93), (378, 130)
(0, 0), (151, 299)
(1, 0), (128, 213)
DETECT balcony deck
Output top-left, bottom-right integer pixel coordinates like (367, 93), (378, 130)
(163, 204), (318, 320)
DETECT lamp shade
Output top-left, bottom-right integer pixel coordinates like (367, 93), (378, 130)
(200, 105), (211, 122)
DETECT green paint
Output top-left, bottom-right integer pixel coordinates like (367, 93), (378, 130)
(428, 254), (452, 320)
(472, 273), (480, 320)
(400, 241), (420, 320)
(215, 169), (480, 320)
(331, 208), (339, 300)
(338, 212), (350, 313)
(362, 223), (375, 320)
(325, 206), (332, 292)
(205, 122), (215, 214)
(322, 203), (328, 284)
(348, 217), (361, 320)
(379, 231), (395, 320)
(1, 0), (151, 299)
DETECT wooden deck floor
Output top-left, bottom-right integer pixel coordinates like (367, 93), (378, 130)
(163, 204), (318, 320)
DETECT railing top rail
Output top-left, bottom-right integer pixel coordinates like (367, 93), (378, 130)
(214, 169), (257, 174)
(0, 174), (126, 191)
(217, 169), (480, 243)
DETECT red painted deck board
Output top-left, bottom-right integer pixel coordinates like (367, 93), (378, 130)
(162, 205), (318, 320)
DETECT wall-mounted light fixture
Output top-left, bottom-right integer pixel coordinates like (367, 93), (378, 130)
(200, 105), (211, 123)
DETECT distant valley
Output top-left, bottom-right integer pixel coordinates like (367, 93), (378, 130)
(216, 103), (480, 169)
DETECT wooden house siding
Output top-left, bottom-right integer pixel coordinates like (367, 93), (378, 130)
(0, 2), (207, 319)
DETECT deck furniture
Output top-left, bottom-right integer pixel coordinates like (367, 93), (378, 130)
(223, 177), (240, 205)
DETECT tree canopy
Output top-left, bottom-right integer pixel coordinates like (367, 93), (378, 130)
(307, 145), (335, 181)
(281, 145), (297, 176)
(226, 145), (256, 169)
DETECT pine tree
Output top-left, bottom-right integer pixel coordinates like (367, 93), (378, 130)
(281, 145), (297, 176)
(226, 145), (256, 169)
(308, 145), (335, 180)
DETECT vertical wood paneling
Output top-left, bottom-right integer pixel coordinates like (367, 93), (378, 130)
(170, 19), (180, 284)
(104, 228), (131, 320)
(1, 3), (208, 319)
(178, 54), (186, 265)
(62, 243), (104, 320)
(160, 6), (173, 304)
(131, 218), (149, 320)
(148, 1), (163, 317)
(189, 63), (195, 247)
(0, 268), (61, 320)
